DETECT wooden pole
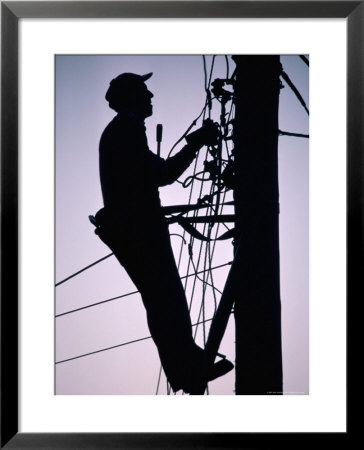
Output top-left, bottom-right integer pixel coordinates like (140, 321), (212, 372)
(232, 55), (283, 394)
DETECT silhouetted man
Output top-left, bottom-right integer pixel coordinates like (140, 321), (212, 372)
(93, 72), (233, 394)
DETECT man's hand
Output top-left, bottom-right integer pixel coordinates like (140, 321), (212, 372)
(185, 119), (219, 149)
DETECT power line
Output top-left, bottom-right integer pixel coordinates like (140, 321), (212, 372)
(189, 254), (223, 296)
(56, 261), (232, 318)
(55, 253), (113, 287)
(55, 335), (152, 365)
(55, 204), (232, 290)
(167, 100), (210, 159)
(225, 55), (230, 79)
(56, 290), (138, 318)
(155, 365), (164, 395)
(164, 69), (222, 393)
(55, 317), (216, 365)
(279, 130), (309, 139)
(299, 55), (309, 67)
(178, 56), (235, 350)
(281, 70), (309, 115)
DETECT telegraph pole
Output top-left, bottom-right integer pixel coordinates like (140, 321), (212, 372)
(232, 56), (283, 394)
(189, 56), (283, 395)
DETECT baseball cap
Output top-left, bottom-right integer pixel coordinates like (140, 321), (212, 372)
(105, 72), (153, 103)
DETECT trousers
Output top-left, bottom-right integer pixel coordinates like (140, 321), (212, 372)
(94, 208), (203, 391)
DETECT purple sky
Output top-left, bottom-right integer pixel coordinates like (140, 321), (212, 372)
(55, 55), (308, 395)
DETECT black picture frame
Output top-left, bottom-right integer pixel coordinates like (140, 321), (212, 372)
(1, 1), (358, 448)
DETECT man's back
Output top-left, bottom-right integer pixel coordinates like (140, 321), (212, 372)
(99, 113), (165, 225)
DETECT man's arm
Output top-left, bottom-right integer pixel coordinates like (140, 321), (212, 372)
(157, 143), (200, 186)
(157, 119), (219, 186)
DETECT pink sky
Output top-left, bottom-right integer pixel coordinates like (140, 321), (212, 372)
(55, 55), (309, 395)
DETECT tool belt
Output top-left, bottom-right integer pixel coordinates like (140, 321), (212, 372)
(88, 207), (124, 236)
(89, 207), (168, 239)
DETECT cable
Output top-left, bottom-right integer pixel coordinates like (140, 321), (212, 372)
(225, 55), (230, 79)
(169, 233), (187, 245)
(55, 316), (217, 365)
(187, 155), (216, 319)
(207, 56), (215, 118)
(182, 170), (210, 188)
(176, 150), (202, 268)
(167, 100), (210, 159)
(55, 253), (113, 287)
(192, 138), (233, 340)
(281, 70), (309, 115)
(190, 184), (218, 340)
(188, 245), (223, 296)
(207, 188), (230, 313)
(202, 55), (210, 115)
(279, 130), (309, 139)
(201, 234), (212, 344)
(167, 57), (216, 160)
(207, 240), (218, 313)
(55, 335), (152, 365)
(193, 188), (229, 339)
(175, 56), (218, 270)
(207, 56), (216, 88)
(56, 290), (139, 318)
(159, 56), (233, 394)
(155, 365), (163, 395)
(187, 57), (235, 344)
(56, 261), (232, 318)
(203, 55), (208, 91)
(299, 55), (309, 67)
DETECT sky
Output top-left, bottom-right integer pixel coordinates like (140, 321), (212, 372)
(55, 55), (309, 395)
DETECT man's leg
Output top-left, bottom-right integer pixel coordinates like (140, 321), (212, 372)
(97, 223), (201, 391)
(97, 221), (233, 393)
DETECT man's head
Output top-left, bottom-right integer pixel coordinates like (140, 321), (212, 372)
(105, 72), (154, 118)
